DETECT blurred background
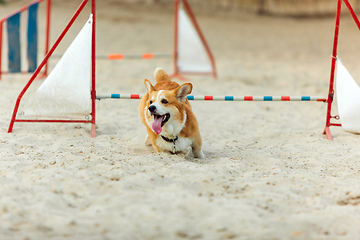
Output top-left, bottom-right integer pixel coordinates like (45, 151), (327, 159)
(2, 0), (360, 17)
(109, 0), (360, 17)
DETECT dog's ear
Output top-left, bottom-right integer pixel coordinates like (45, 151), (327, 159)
(144, 79), (155, 93)
(175, 83), (193, 103)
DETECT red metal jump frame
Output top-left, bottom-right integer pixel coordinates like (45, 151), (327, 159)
(323, 0), (360, 140)
(9, 0), (355, 140)
(8, 0), (213, 138)
(0, 23), (2, 78)
(8, 0), (96, 137)
(171, 0), (217, 81)
(0, 0), (51, 80)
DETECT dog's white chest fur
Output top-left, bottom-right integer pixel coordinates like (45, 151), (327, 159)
(156, 118), (192, 154)
(155, 136), (193, 154)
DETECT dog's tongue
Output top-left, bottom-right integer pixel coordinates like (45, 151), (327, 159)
(152, 115), (164, 134)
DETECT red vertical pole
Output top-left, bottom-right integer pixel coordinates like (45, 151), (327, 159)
(43, 0), (51, 76)
(0, 21), (3, 80)
(323, 0), (342, 141)
(91, 0), (96, 138)
(173, 0), (180, 77)
(182, 0), (217, 79)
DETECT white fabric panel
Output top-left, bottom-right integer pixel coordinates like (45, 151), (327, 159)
(336, 59), (360, 133)
(177, 7), (212, 73)
(24, 15), (93, 118)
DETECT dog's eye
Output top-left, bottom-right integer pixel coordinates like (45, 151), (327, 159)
(149, 100), (153, 104)
(161, 99), (168, 104)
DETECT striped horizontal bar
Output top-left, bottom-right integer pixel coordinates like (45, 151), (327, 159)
(189, 95), (326, 101)
(108, 54), (158, 60)
(107, 53), (172, 60)
(50, 53), (172, 60)
(96, 94), (144, 99)
(96, 94), (327, 102)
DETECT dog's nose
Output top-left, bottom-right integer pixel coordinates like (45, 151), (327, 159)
(149, 105), (156, 113)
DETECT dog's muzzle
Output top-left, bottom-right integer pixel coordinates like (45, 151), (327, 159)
(148, 105), (170, 134)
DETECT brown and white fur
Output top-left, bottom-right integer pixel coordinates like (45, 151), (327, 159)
(139, 68), (205, 158)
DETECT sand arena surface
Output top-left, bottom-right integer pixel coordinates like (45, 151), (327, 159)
(1, 0), (360, 239)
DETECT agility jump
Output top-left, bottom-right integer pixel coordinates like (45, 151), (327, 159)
(6, 0), (360, 141)
(7, 0), (216, 138)
(323, 0), (360, 140)
(8, 0), (96, 136)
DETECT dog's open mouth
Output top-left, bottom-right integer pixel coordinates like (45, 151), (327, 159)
(151, 113), (170, 134)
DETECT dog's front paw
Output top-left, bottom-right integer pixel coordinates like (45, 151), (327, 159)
(144, 134), (152, 146)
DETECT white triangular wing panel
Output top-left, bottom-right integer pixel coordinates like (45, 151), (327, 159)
(177, 7), (212, 73)
(24, 14), (93, 118)
(336, 59), (360, 133)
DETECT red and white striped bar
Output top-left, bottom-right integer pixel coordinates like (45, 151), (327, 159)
(96, 94), (144, 100)
(189, 95), (327, 102)
(96, 94), (327, 102)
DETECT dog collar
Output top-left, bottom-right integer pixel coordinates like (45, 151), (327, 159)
(161, 135), (178, 143)
(161, 135), (178, 153)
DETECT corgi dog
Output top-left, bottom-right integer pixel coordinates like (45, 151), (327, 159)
(139, 68), (205, 158)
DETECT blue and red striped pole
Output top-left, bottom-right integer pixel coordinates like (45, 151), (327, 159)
(96, 94), (327, 102)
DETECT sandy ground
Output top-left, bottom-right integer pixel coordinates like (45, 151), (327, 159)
(2, 0), (360, 239)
